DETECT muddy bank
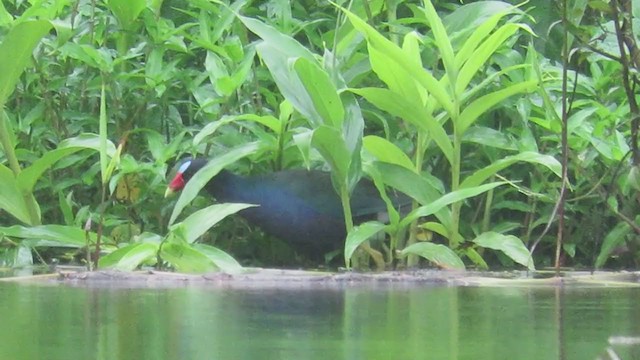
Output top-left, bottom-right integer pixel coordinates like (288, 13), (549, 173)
(3, 268), (640, 289)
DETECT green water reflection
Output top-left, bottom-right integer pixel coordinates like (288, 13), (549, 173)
(0, 282), (638, 360)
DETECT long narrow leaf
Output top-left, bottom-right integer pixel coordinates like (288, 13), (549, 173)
(351, 87), (454, 165)
(172, 203), (256, 243)
(458, 80), (537, 133)
(422, 1), (456, 87)
(400, 182), (506, 227)
(460, 152), (561, 189)
(339, 6), (454, 114)
(293, 57), (344, 127)
(168, 142), (262, 225)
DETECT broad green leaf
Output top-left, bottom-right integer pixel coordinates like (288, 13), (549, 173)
(344, 221), (386, 267)
(58, 133), (117, 155)
(462, 126), (517, 150)
(0, 165), (32, 224)
(193, 243), (243, 274)
(0, 20), (52, 105)
(472, 232), (534, 270)
(240, 16), (325, 125)
(107, 0), (145, 30)
(311, 126), (350, 182)
(368, 37), (424, 107)
(172, 203), (256, 243)
(160, 242), (217, 273)
(368, 162), (452, 229)
(401, 242), (465, 270)
(168, 142), (263, 225)
(58, 43), (113, 72)
(239, 15), (315, 61)
(363, 135), (415, 171)
(18, 148), (82, 193)
(254, 42), (322, 125)
(0, 0), (12, 27)
(458, 80), (537, 133)
(351, 87), (454, 165)
(443, 1), (517, 35)
(339, 6), (454, 114)
(420, 221), (464, 245)
(595, 221), (632, 268)
(400, 182), (506, 227)
(18, 133), (118, 194)
(293, 57), (344, 127)
(460, 152), (562, 189)
(98, 242), (159, 270)
(0, 224), (91, 246)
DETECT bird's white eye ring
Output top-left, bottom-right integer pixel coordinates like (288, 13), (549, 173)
(178, 160), (191, 173)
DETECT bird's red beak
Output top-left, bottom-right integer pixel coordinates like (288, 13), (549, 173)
(164, 172), (185, 197)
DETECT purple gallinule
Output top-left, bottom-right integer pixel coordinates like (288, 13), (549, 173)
(166, 158), (409, 263)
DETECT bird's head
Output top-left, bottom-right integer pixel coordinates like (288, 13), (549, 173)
(165, 158), (207, 197)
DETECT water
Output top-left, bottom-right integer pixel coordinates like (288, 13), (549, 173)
(0, 281), (638, 360)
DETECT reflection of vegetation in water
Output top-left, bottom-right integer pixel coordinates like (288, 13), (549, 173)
(0, 1), (638, 271)
(1, 278), (639, 359)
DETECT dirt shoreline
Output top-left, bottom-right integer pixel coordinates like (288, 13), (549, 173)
(2, 268), (640, 289)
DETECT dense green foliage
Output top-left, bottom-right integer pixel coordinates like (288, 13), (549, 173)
(0, 0), (638, 271)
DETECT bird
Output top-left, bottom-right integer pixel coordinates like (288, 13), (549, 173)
(165, 157), (409, 263)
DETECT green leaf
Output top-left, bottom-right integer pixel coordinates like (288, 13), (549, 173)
(0, 165), (33, 224)
(351, 87), (454, 165)
(293, 57), (344, 128)
(17, 133), (118, 194)
(454, 8), (514, 69)
(458, 80), (537, 133)
(168, 142), (263, 225)
(595, 222), (632, 269)
(0, 224), (90, 247)
(400, 181), (506, 227)
(311, 126), (350, 182)
(238, 15), (315, 61)
(422, 1), (456, 88)
(193, 114), (280, 147)
(172, 203), (256, 243)
(98, 242), (159, 270)
(239, 16), (324, 125)
(192, 243), (243, 274)
(472, 232), (534, 270)
(363, 135), (415, 171)
(401, 242), (465, 270)
(367, 162), (452, 229)
(339, 5), (454, 114)
(160, 242), (217, 273)
(58, 133), (117, 155)
(464, 247), (489, 270)
(460, 151), (562, 189)
(462, 126), (517, 150)
(0, 20), (52, 106)
(107, 0), (145, 29)
(456, 23), (526, 95)
(344, 221), (386, 266)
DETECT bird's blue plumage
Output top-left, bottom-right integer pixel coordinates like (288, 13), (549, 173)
(174, 158), (410, 258)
